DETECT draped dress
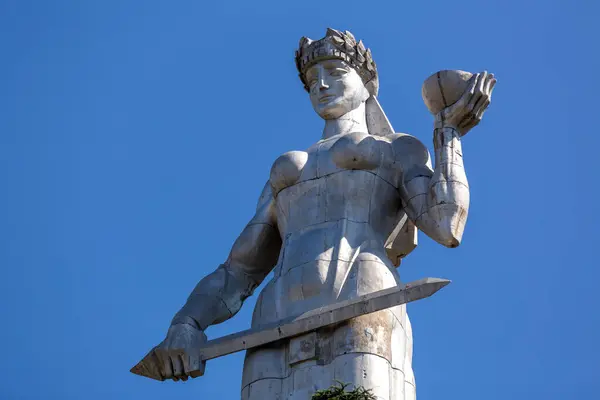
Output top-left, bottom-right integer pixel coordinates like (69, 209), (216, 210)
(241, 131), (416, 400)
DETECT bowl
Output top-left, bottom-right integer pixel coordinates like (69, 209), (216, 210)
(422, 70), (473, 115)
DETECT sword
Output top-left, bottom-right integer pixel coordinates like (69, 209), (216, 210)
(131, 277), (450, 381)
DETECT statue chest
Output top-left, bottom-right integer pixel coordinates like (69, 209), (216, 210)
(269, 132), (399, 196)
(269, 133), (402, 236)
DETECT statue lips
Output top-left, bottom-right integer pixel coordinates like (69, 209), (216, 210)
(319, 94), (337, 104)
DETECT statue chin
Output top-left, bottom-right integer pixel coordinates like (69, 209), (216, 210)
(314, 98), (356, 120)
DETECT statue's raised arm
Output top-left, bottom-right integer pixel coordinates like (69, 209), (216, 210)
(393, 71), (496, 247)
(148, 182), (281, 381)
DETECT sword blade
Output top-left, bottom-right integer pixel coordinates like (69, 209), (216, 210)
(131, 277), (450, 380)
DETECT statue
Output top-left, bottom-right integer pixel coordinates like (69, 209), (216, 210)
(131, 28), (496, 399)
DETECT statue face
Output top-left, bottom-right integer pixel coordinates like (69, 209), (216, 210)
(305, 59), (370, 120)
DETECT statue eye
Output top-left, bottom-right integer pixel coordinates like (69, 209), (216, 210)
(330, 68), (348, 77)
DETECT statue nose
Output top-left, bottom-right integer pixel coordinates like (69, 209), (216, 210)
(318, 78), (329, 90)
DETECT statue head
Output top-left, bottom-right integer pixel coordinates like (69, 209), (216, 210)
(296, 29), (379, 120)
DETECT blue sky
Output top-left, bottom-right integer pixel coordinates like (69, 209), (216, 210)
(1, 1), (598, 399)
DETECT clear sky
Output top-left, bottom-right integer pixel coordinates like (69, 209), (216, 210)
(1, 1), (598, 399)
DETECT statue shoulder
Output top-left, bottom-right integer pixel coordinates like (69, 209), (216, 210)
(385, 132), (432, 169)
(269, 150), (309, 195)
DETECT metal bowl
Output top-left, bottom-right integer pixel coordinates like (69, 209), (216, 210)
(422, 70), (473, 115)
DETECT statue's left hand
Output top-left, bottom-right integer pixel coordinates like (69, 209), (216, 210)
(435, 71), (497, 136)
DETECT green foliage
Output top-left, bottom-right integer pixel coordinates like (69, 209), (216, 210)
(311, 381), (377, 400)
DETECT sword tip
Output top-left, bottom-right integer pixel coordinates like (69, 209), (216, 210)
(407, 277), (451, 287)
(403, 277), (451, 298)
(428, 277), (451, 287)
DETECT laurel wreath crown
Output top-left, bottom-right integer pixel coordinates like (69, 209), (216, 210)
(295, 28), (379, 96)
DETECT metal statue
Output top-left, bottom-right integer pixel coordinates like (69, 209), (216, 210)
(132, 28), (496, 400)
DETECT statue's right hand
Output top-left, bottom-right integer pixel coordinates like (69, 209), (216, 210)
(154, 323), (208, 381)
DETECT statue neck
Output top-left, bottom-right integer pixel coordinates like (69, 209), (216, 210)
(321, 102), (368, 140)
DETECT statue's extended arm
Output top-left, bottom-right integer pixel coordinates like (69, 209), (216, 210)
(394, 72), (495, 248)
(151, 182), (281, 381)
(172, 182), (282, 331)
